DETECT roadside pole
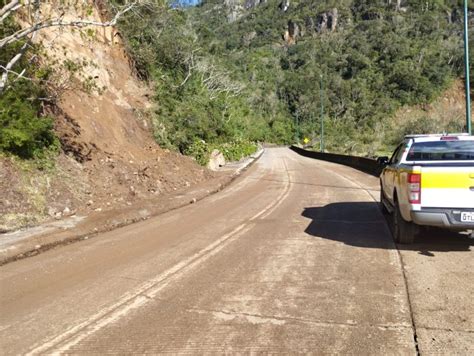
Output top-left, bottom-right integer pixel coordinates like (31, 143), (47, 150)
(464, 0), (472, 134)
(320, 74), (325, 152)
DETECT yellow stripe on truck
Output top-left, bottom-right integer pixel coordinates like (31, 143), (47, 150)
(421, 172), (474, 189)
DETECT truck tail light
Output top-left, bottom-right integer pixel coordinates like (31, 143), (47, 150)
(408, 173), (421, 204)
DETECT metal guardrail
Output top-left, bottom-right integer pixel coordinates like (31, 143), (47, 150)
(290, 146), (383, 177)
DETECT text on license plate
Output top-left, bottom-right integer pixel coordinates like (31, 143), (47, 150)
(461, 212), (474, 222)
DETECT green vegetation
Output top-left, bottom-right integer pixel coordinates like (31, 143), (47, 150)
(113, 0), (287, 164)
(185, 139), (257, 165)
(0, 18), (58, 159)
(113, 0), (471, 158)
(0, 82), (57, 159)
(216, 140), (258, 162)
(1, 0), (471, 163)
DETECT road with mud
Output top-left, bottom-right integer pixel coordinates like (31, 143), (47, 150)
(1, 148), (473, 354)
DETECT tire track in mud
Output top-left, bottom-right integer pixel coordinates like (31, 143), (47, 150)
(27, 159), (293, 355)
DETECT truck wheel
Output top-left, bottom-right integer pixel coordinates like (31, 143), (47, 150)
(379, 186), (389, 215)
(393, 201), (416, 244)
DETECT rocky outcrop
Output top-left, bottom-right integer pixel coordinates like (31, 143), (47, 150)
(395, 0), (407, 12)
(224, 0), (244, 22)
(284, 20), (300, 45)
(224, 0), (266, 22)
(386, 0), (406, 11)
(242, 31), (257, 46)
(303, 8), (339, 35)
(207, 150), (226, 171)
(279, 0), (290, 12)
(245, 0), (266, 10)
(317, 8), (338, 33)
(446, 9), (461, 24)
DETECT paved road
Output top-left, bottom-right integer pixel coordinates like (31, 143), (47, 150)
(1, 148), (473, 354)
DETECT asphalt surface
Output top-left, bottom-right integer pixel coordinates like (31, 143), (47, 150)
(1, 147), (473, 354)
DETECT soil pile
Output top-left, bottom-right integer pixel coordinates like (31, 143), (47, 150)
(0, 3), (214, 232)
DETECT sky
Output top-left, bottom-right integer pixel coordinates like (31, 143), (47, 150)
(171, 0), (201, 7)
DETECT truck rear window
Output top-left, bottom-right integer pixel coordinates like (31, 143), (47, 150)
(406, 141), (474, 161)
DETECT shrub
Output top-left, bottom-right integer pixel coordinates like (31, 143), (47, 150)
(184, 138), (210, 166)
(184, 139), (258, 166)
(0, 81), (57, 159)
(116, 0), (464, 157)
(213, 140), (258, 162)
(1, 16), (57, 159)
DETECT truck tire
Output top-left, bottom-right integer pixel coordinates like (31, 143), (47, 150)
(393, 201), (416, 244)
(379, 185), (389, 215)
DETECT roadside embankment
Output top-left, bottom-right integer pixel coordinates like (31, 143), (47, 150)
(290, 146), (382, 177)
(0, 149), (264, 265)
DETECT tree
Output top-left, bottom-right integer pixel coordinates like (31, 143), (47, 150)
(0, 0), (138, 94)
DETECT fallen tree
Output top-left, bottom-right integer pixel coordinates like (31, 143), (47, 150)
(0, 0), (138, 94)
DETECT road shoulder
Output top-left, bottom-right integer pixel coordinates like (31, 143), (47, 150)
(0, 149), (264, 265)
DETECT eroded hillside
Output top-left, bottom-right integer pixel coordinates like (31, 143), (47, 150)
(0, 1), (213, 232)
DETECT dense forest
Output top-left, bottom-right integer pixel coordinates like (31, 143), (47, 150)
(1, 0), (473, 161)
(115, 0), (472, 157)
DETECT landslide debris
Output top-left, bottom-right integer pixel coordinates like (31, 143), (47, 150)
(0, 2), (214, 232)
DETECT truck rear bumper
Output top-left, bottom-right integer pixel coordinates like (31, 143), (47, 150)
(411, 209), (474, 230)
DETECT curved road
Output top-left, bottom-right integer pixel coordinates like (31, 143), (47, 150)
(1, 148), (473, 354)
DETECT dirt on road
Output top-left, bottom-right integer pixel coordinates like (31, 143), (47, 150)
(0, 151), (262, 265)
(1, 148), (472, 355)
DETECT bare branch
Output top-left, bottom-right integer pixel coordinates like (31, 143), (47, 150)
(174, 48), (200, 88)
(0, 0), (23, 22)
(195, 59), (244, 99)
(0, 45), (28, 92)
(0, 1), (40, 93)
(0, 65), (32, 81)
(0, 2), (138, 50)
(0, 1), (139, 93)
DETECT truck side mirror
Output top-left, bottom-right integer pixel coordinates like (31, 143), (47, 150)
(377, 156), (389, 166)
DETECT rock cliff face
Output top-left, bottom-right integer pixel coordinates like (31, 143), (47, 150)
(284, 20), (300, 45)
(224, 0), (244, 22)
(221, 0), (341, 44)
(242, 31), (257, 46)
(224, 0), (266, 22)
(245, 0), (266, 10)
(303, 8), (339, 35)
(283, 8), (339, 45)
(279, 0), (290, 12)
(317, 8), (338, 33)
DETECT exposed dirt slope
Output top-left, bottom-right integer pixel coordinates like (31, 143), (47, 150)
(392, 79), (469, 133)
(0, 2), (214, 232)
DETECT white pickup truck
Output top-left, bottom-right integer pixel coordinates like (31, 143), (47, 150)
(379, 134), (474, 243)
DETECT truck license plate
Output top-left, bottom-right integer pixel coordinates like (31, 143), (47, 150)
(460, 212), (474, 222)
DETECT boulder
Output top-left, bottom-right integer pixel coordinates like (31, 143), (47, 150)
(224, 0), (244, 22)
(242, 31), (257, 46)
(317, 8), (338, 33)
(207, 149), (226, 171)
(245, 0), (266, 10)
(284, 20), (300, 45)
(279, 0), (290, 12)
